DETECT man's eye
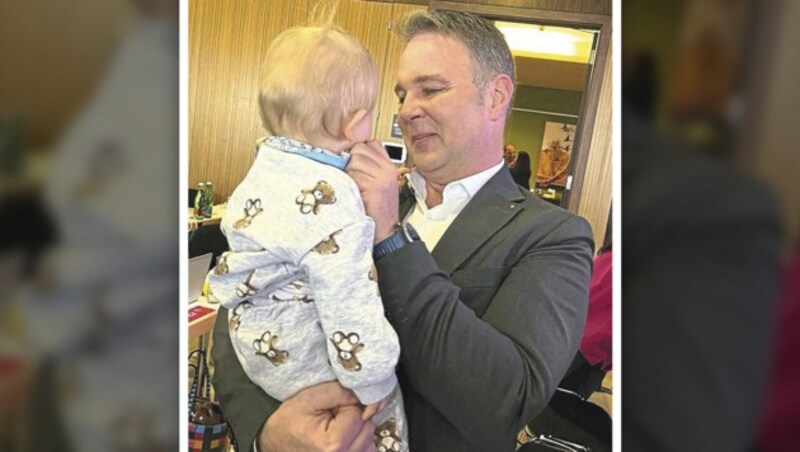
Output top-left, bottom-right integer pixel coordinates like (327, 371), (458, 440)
(397, 93), (406, 105)
(422, 87), (444, 96)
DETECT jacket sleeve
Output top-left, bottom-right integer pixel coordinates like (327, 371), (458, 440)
(376, 215), (594, 447)
(211, 308), (278, 452)
(299, 219), (400, 404)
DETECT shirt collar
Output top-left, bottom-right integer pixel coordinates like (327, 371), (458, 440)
(262, 136), (350, 170)
(407, 159), (505, 208)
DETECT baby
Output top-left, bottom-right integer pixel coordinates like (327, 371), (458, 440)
(207, 22), (408, 452)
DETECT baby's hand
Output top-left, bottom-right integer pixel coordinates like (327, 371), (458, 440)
(361, 397), (389, 420)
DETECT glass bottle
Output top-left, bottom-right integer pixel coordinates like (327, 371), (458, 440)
(203, 181), (213, 218)
(195, 182), (206, 218)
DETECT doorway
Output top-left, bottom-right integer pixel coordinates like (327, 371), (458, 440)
(430, 1), (611, 213)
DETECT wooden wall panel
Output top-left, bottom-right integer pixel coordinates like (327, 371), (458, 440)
(327, 0), (400, 141)
(375, 3), (428, 143)
(189, 0), (309, 203)
(577, 43), (612, 251)
(189, 0), (422, 202)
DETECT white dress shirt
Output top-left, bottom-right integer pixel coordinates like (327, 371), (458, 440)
(405, 160), (506, 251)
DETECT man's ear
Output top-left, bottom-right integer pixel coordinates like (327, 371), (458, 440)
(342, 109), (369, 141)
(486, 74), (514, 121)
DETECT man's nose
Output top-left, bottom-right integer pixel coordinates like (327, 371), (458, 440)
(398, 95), (423, 122)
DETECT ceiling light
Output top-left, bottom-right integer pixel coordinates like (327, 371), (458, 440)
(496, 23), (578, 57)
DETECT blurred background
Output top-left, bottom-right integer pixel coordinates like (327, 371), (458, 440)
(0, 0), (178, 450)
(623, 0), (798, 450)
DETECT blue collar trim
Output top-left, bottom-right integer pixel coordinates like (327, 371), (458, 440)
(264, 136), (350, 170)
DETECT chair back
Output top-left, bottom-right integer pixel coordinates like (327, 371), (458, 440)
(518, 388), (611, 452)
(189, 224), (228, 269)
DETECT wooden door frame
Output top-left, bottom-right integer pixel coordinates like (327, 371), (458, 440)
(429, 1), (611, 213)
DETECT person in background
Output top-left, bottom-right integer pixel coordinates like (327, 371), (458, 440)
(208, 13), (407, 452)
(503, 143), (517, 166)
(756, 246), (800, 451)
(561, 237), (612, 398)
(212, 9), (594, 452)
(509, 150), (532, 190)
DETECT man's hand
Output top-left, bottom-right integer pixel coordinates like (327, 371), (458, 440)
(347, 140), (400, 244)
(361, 395), (390, 421)
(258, 381), (373, 452)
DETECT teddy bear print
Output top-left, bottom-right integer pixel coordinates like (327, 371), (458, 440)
(229, 300), (253, 332)
(374, 419), (403, 452)
(296, 180), (336, 215)
(235, 272), (258, 298)
(234, 198), (263, 229)
(214, 252), (230, 275)
(312, 230), (341, 254)
(330, 331), (364, 371)
(253, 330), (289, 366)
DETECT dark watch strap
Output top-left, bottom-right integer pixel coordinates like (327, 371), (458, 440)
(373, 223), (419, 261)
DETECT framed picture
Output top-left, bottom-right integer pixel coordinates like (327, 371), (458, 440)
(535, 121), (575, 188)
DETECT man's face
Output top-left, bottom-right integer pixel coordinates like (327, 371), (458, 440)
(395, 33), (490, 183)
(504, 146), (517, 164)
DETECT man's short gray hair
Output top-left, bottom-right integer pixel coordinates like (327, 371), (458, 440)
(397, 10), (516, 100)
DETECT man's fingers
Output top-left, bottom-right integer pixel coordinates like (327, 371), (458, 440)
(327, 404), (365, 449)
(296, 381), (359, 412)
(350, 140), (392, 165)
(361, 402), (379, 421)
(346, 154), (381, 179)
(347, 420), (376, 452)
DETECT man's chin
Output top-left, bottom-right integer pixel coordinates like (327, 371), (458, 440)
(412, 159), (447, 178)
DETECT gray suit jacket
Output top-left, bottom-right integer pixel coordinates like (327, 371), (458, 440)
(211, 167), (594, 451)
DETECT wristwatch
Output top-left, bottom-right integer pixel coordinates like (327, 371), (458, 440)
(373, 222), (420, 261)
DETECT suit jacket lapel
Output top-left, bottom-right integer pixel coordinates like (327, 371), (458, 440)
(432, 168), (526, 274)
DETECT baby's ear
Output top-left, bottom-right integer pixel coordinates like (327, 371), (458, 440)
(342, 109), (368, 141)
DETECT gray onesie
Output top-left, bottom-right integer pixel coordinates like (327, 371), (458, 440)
(208, 136), (408, 452)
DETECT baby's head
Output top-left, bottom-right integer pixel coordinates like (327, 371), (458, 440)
(258, 25), (378, 153)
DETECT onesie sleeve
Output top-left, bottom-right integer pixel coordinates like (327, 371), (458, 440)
(299, 217), (400, 405)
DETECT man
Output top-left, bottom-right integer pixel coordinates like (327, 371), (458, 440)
(504, 143), (517, 166)
(212, 10), (594, 451)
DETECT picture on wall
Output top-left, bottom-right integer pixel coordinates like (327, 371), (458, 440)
(535, 121), (575, 188)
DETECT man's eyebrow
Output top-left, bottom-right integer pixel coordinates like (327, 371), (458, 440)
(394, 75), (449, 95)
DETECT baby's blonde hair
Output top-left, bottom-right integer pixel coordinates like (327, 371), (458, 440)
(258, 22), (378, 143)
